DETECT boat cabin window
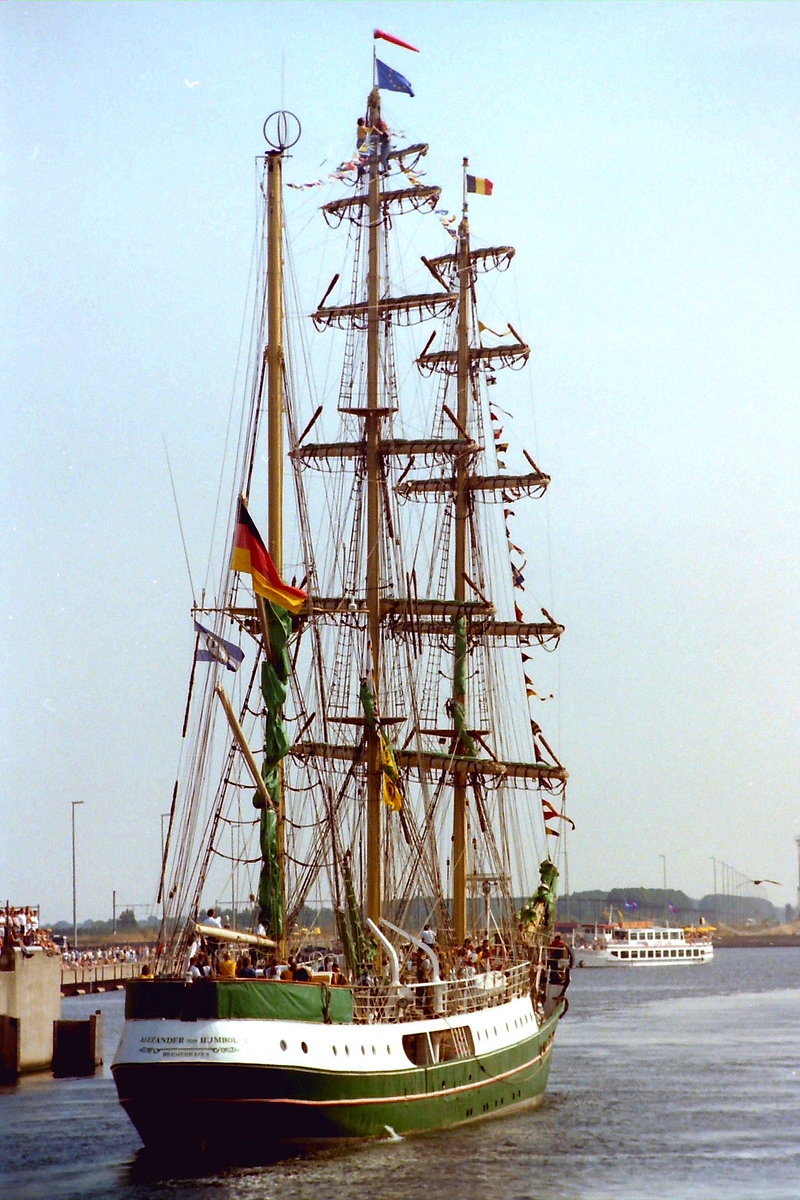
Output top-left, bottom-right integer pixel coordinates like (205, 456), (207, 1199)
(403, 1033), (437, 1066)
(402, 1026), (476, 1067)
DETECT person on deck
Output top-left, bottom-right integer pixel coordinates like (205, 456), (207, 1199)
(547, 934), (573, 991)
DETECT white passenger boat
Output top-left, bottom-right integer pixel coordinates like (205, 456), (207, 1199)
(574, 924), (714, 967)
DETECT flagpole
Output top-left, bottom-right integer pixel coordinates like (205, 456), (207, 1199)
(462, 155), (469, 215)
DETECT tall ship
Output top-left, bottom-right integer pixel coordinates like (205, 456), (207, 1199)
(113, 46), (572, 1151)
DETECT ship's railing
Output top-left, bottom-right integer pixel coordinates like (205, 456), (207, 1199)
(349, 959), (537, 1024)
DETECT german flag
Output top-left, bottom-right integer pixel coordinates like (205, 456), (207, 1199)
(466, 174), (493, 196)
(231, 499), (308, 614)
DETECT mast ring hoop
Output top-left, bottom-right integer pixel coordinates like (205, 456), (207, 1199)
(263, 110), (301, 151)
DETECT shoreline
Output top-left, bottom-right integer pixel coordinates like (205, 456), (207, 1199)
(714, 931), (800, 949)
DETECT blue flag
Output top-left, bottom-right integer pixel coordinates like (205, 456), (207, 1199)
(194, 620), (245, 672)
(376, 58), (414, 97)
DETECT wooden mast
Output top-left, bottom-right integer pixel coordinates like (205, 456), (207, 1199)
(451, 160), (472, 944)
(364, 86), (383, 930)
(264, 143), (287, 957)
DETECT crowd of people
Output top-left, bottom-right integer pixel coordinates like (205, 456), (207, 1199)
(187, 910), (545, 989)
(0, 904), (62, 953)
(398, 926), (512, 985)
(1, 904), (155, 970)
(61, 944), (151, 968)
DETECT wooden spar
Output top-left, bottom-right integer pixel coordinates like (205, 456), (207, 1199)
(265, 146), (287, 957)
(365, 86), (383, 930)
(451, 159), (472, 944)
(195, 923), (277, 950)
(214, 683), (273, 810)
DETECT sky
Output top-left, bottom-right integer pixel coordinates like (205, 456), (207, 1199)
(2, 0), (799, 925)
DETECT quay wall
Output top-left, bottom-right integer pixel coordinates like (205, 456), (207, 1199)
(0, 947), (62, 1072)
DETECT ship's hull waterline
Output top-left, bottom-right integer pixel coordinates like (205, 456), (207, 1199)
(113, 993), (562, 1148)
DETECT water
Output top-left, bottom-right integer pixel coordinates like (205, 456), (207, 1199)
(1, 948), (797, 1200)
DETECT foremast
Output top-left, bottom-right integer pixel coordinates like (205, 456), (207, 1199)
(263, 139), (287, 958)
(248, 114), (303, 960)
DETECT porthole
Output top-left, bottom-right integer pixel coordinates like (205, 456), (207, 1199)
(345, 1045), (350, 1056)
(280, 1039), (287, 1051)
(301, 1042), (308, 1054)
(333, 1046), (338, 1056)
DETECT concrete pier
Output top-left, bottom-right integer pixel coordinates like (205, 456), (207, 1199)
(0, 946), (62, 1078)
(52, 1010), (103, 1077)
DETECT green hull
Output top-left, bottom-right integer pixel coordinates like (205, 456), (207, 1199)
(113, 1004), (562, 1151)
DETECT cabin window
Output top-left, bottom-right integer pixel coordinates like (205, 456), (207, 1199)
(402, 1033), (437, 1066)
(435, 1025), (475, 1062)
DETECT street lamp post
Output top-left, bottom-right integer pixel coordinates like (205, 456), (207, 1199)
(71, 800), (85, 950)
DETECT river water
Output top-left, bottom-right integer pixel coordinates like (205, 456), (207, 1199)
(1, 947), (797, 1200)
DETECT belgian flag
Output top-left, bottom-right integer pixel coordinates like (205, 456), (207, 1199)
(466, 174), (493, 196)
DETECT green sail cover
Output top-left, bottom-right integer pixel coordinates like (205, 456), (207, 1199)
(126, 978), (354, 1023)
(337, 850), (375, 979)
(518, 859), (560, 935)
(255, 601), (294, 940)
(451, 616), (477, 758)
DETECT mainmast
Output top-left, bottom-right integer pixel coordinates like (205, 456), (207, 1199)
(364, 85), (384, 931)
(451, 162), (473, 944)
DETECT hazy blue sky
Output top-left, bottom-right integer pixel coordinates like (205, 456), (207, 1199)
(3, 1), (799, 924)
